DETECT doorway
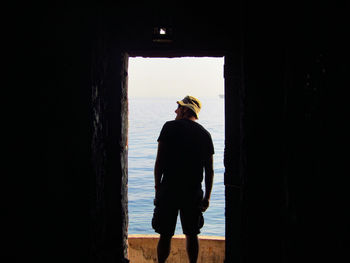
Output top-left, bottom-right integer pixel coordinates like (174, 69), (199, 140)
(127, 57), (225, 236)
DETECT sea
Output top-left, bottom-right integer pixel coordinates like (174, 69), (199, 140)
(128, 97), (225, 236)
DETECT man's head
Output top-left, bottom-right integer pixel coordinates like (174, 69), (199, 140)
(175, 95), (202, 120)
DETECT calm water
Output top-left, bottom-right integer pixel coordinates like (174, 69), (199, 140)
(128, 97), (225, 236)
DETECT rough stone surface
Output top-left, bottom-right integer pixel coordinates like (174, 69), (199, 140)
(128, 235), (225, 263)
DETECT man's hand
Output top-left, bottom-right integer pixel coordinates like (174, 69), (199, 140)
(200, 198), (210, 212)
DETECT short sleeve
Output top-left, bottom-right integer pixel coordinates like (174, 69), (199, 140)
(207, 134), (215, 155)
(157, 122), (170, 142)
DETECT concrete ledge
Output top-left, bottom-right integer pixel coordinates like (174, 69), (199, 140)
(128, 234), (225, 263)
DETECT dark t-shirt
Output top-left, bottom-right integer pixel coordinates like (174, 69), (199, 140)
(157, 119), (214, 198)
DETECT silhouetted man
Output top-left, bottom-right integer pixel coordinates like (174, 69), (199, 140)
(152, 95), (214, 263)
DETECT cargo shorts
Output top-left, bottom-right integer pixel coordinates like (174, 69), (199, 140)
(152, 186), (204, 236)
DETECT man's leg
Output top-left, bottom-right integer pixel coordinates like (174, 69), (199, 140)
(157, 234), (172, 263)
(185, 234), (199, 263)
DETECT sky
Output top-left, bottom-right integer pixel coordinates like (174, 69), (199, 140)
(128, 57), (224, 99)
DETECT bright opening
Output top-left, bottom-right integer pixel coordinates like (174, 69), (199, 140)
(159, 28), (166, 35)
(128, 57), (225, 236)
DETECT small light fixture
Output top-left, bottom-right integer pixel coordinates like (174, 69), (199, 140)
(153, 26), (173, 43)
(159, 28), (166, 35)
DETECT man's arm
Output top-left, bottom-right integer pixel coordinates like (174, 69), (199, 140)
(154, 141), (165, 191)
(201, 155), (214, 212)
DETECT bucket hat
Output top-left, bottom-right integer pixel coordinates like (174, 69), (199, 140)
(176, 95), (202, 119)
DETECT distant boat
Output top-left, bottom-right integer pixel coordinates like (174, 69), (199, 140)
(219, 94), (224, 99)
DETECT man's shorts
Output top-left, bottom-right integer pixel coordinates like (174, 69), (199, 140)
(152, 188), (204, 236)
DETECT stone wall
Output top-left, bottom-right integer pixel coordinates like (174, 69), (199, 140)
(39, 3), (349, 263)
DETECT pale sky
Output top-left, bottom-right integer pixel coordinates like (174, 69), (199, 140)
(128, 57), (224, 98)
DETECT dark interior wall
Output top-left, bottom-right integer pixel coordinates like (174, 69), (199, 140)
(42, 6), (129, 262)
(243, 2), (349, 262)
(90, 32), (129, 262)
(289, 4), (348, 262)
(38, 2), (348, 263)
(39, 6), (96, 263)
(242, 2), (349, 263)
(243, 4), (287, 261)
(283, 5), (349, 262)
